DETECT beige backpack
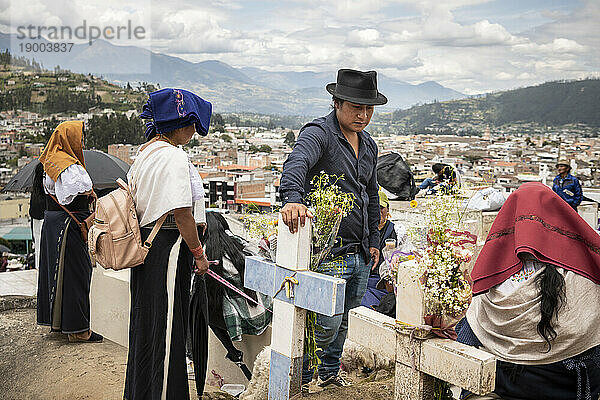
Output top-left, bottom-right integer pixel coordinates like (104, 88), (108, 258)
(88, 178), (167, 270)
(88, 144), (171, 270)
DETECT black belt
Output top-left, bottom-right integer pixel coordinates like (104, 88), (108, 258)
(144, 214), (179, 230)
(143, 214), (204, 231)
(345, 244), (362, 254)
(331, 243), (361, 255)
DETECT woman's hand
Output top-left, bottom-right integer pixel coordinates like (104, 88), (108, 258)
(194, 256), (209, 275)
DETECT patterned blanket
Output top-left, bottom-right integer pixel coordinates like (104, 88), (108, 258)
(220, 257), (272, 341)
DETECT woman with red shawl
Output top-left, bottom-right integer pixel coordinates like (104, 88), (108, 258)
(458, 182), (600, 400)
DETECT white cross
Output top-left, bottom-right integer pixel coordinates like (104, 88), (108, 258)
(348, 263), (497, 400)
(244, 214), (346, 399)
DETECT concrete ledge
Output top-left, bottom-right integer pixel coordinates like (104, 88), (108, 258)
(90, 267), (130, 347)
(0, 295), (37, 312)
(348, 306), (396, 361)
(421, 338), (496, 395)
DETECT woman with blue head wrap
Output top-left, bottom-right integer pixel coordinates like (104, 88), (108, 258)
(139, 88), (212, 140)
(124, 88), (212, 400)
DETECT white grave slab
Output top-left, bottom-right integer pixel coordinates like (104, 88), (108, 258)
(90, 264), (268, 388)
(349, 306), (496, 399)
(90, 266), (130, 347)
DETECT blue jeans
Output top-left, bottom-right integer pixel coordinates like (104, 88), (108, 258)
(301, 252), (369, 384)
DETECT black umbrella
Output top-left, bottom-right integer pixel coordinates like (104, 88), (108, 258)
(0, 244), (11, 253)
(2, 150), (130, 192)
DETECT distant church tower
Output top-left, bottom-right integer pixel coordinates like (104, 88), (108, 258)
(483, 126), (491, 140)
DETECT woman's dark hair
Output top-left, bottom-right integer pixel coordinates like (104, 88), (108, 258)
(199, 212), (257, 315)
(201, 212), (245, 270)
(29, 163), (47, 220)
(536, 263), (566, 351)
(32, 163), (45, 200)
(442, 165), (456, 181)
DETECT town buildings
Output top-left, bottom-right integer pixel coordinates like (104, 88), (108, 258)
(2, 108), (600, 219)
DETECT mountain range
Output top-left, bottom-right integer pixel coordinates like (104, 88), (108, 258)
(385, 78), (600, 132)
(1, 33), (464, 115)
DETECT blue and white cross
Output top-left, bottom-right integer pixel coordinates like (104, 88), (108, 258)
(244, 215), (346, 399)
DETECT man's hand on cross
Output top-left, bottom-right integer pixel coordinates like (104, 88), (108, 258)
(280, 203), (314, 233)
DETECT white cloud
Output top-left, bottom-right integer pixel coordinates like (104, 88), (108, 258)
(210, 0), (243, 10)
(0, 0), (597, 96)
(150, 7), (241, 54)
(495, 72), (513, 80)
(514, 38), (586, 55)
(346, 29), (382, 47)
(526, 0), (600, 49)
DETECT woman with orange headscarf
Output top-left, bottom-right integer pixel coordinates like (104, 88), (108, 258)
(37, 121), (102, 343)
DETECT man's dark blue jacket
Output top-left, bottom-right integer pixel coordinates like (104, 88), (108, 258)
(552, 173), (583, 210)
(279, 110), (380, 261)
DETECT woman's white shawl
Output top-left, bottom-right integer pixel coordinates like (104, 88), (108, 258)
(467, 262), (600, 365)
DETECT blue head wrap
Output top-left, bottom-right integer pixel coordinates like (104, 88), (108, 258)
(139, 88), (212, 139)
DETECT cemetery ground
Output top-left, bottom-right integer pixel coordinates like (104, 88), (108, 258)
(0, 296), (395, 400)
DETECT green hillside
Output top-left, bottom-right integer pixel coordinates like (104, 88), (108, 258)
(0, 50), (148, 114)
(384, 79), (600, 133)
(491, 79), (600, 126)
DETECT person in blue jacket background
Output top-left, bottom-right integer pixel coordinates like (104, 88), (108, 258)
(552, 158), (582, 211)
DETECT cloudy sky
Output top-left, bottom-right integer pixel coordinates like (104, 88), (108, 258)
(1, 0), (598, 94)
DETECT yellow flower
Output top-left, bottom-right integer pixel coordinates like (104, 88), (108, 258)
(410, 200), (418, 208)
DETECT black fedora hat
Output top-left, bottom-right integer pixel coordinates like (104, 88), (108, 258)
(326, 69), (387, 106)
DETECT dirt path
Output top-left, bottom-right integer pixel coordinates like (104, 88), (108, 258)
(0, 307), (132, 400)
(0, 298), (393, 400)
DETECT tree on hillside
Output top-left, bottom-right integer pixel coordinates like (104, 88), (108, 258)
(211, 113), (225, 132)
(212, 113), (225, 126)
(248, 144), (272, 153)
(44, 87), (101, 113)
(258, 144), (272, 153)
(43, 117), (60, 141)
(86, 113), (145, 151)
(0, 87), (32, 111)
(225, 114), (240, 126)
(284, 130), (296, 148)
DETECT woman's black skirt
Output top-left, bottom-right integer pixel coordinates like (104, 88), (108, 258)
(124, 228), (193, 400)
(37, 210), (92, 333)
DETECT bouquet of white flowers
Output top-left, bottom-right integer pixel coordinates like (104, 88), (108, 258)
(388, 194), (477, 338)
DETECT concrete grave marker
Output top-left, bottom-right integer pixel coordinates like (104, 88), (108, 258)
(244, 218), (346, 399)
(275, 213), (312, 271)
(348, 263), (497, 400)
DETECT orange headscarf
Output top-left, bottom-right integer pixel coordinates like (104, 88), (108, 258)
(39, 121), (86, 182)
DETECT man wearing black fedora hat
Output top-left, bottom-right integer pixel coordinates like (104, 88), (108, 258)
(279, 68), (387, 390)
